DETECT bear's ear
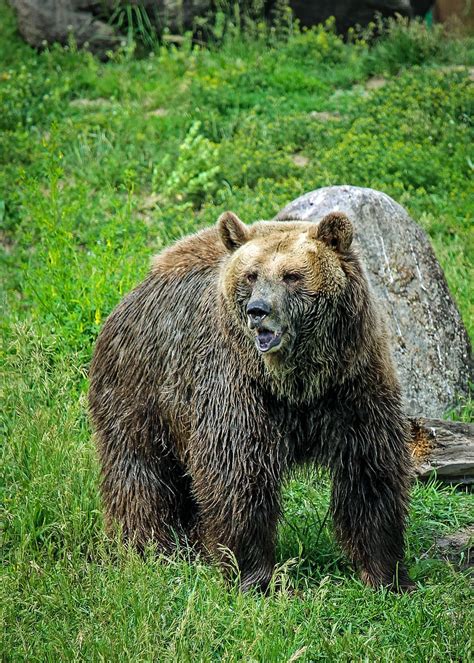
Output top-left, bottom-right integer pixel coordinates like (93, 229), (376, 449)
(218, 211), (250, 252)
(315, 212), (353, 252)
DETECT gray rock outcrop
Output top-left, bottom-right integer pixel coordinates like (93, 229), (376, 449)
(275, 186), (472, 417)
(8, 1), (210, 57)
(8, 1), (433, 57)
(9, 1), (122, 56)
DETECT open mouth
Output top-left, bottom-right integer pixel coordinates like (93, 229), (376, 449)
(255, 328), (283, 353)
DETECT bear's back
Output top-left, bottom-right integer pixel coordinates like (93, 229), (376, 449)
(151, 226), (226, 277)
(90, 227), (227, 425)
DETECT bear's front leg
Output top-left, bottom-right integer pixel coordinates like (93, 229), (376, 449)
(191, 468), (281, 593)
(329, 408), (414, 592)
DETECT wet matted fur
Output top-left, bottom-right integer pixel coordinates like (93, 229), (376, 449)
(89, 211), (413, 592)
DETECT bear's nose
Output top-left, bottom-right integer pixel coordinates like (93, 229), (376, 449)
(246, 299), (271, 328)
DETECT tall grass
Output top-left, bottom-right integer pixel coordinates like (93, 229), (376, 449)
(1, 3), (473, 659)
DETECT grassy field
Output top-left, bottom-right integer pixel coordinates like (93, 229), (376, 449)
(1, 2), (473, 660)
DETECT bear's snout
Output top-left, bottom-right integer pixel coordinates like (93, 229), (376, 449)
(246, 298), (285, 354)
(246, 299), (271, 329)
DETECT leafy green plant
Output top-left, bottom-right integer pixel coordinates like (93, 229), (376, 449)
(152, 120), (221, 206)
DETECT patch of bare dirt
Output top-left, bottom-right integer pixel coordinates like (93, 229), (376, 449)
(308, 111), (342, 122)
(146, 108), (168, 118)
(70, 97), (112, 108)
(365, 76), (387, 91)
(290, 154), (310, 168)
(437, 65), (474, 81)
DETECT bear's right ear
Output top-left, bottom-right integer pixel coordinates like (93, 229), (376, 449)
(218, 211), (249, 252)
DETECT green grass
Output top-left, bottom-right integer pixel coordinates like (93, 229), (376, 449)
(1, 2), (473, 660)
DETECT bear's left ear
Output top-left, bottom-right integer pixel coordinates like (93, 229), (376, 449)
(315, 212), (353, 252)
(218, 211), (250, 252)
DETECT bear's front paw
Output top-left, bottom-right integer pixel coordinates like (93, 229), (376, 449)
(360, 566), (415, 593)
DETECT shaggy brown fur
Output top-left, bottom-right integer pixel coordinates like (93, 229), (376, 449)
(89, 211), (413, 592)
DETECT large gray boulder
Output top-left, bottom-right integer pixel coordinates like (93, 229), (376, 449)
(275, 186), (472, 417)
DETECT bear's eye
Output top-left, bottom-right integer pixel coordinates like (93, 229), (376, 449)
(246, 272), (258, 284)
(282, 272), (302, 285)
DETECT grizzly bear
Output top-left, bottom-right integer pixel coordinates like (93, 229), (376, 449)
(89, 211), (413, 592)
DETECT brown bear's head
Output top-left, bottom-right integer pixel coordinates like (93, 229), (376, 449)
(218, 211), (361, 363)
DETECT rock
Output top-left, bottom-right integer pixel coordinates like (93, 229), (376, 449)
(434, 0), (474, 34)
(275, 186), (472, 417)
(279, 0), (429, 33)
(8, 1), (435, 56)
(8, 0), (210, 57)
(9, 0), (122, 57)
(410, 418), (474, 484)
(433, 526), (473, 570)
